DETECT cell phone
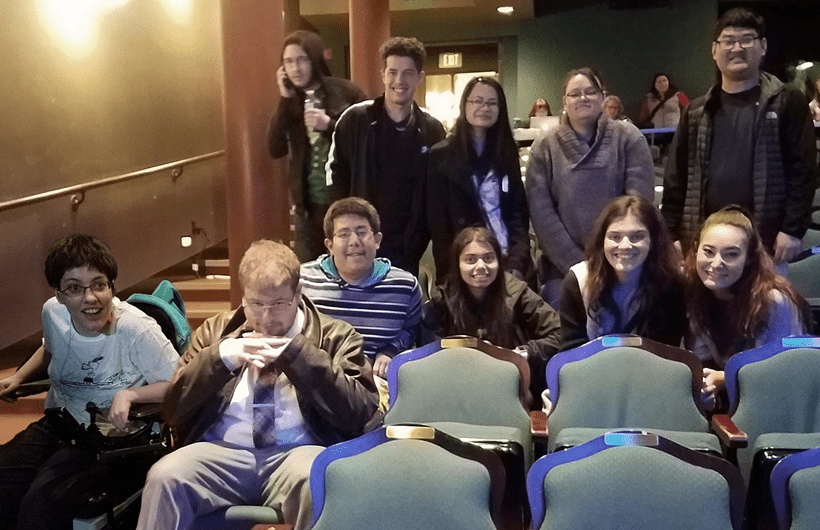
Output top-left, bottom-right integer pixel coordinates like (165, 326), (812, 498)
(282, 73), (295, 90)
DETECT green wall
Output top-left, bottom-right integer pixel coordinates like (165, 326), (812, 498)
(316, 0), (718, 123)
(515, 0), (717, 121)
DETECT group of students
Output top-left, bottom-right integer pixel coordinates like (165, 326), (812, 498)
(0, 6), (817, 530)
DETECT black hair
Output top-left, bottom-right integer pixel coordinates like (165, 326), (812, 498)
(282, 30), (332, 88)
(379, 37), (426, 72)
(323, 197), (381, 239)
(450, 76), (520, 188)
(44, 234), (118, 289)
(714, 8), (766, 40)
(443, 227), (515, 348)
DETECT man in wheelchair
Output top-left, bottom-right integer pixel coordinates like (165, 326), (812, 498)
(0, 234), (179, 530)
(136, 240), (379, 530)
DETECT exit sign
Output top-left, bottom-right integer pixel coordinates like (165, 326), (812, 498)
(438, 53), (462, 69)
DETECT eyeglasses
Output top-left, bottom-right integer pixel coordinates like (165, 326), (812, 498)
(565, 89), (601, 100)
(244, 295), (295, 314)
(333, 228), (373, 241)
(283, 56), (310, 67)
(466, 99), (499, 109)
(58, 281), (112, 299)
(714, 35), (761, 50)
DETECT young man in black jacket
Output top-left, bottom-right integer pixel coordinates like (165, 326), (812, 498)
(268, 31), (367, 262)
(326, 37), (446, 276)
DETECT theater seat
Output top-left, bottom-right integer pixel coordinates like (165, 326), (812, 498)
(309, 424), (503, 530)
(545, 335), (731, 455)
(771, 446), (820, 530)
(527, 430), (744, 530)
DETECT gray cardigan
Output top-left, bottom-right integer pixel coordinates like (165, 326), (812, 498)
(526, 114), (654, 274)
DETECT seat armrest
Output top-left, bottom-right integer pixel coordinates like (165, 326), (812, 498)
(10, 380), (51, 398)
(711, 414), (748, 449)
(128, 402), (162, 422)
(531, 410), (548, 440)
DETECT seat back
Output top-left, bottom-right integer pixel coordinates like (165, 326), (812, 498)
(725, 337), (820, 481)
(527, 431), (743, 530)
(771, 446), (820, 530)
(310, 425), (502, 530)
(384, 339), (530, 430)
(546, 336), (708, 450)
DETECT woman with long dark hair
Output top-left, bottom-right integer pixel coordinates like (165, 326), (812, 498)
(426, 76), (532, 283)
(422, 227), (561, 407)
(685, 206), (810, 406)
(638, 73), (689, 128)
(559, 195), (686, 351)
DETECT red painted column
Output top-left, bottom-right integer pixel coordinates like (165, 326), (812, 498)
(349, 0), (390, 98)
(220, 0), (289, 305)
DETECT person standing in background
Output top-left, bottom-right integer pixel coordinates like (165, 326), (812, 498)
(662, 8), (817, 264)
(326, 37), (446, 276)
(268, 31), (367, 262)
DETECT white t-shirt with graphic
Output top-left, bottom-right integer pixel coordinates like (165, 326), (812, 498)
(42, 297), (178, 425)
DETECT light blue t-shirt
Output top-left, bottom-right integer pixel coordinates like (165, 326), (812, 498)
(42, 297), (178, 425)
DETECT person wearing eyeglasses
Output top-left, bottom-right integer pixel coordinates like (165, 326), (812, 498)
(526, 67), (654, 309)
(137, 240), (378, 530)
(300, 197), (422, 388)
(268, 31), (367, 263)
(426, 76), (533, 285)
(0, 234), (178, 530)
(662, 8), (816, 266)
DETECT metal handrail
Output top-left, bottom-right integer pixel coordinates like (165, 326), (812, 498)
(0, 150), (225, 213)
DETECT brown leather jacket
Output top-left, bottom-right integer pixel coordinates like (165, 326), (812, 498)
(162, 296), (379, 446)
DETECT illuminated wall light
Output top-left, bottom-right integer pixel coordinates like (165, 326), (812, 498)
(497, 6), (514, 15)
(37, 0), (130, 55)
(161, 0), (194, 24)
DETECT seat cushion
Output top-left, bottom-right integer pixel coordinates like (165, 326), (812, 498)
(552, 427), (722, 455)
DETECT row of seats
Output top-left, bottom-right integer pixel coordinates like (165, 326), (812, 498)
(307, 424), (820, 530)
(11, 329), (818, 529)
(370, 334), (820, 530)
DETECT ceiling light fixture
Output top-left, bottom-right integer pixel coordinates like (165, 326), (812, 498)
(497, 6), (514, 15)
(796, 61), (814, 71)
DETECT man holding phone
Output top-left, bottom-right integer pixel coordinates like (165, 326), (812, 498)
(268, 31), (367, 263)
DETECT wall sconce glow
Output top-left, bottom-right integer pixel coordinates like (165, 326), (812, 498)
(180, 236), (193, 248)
(796, 61), (814, 71)
(37, 0), (130, 54)
(161, 0), (194, 23)
(497, 6), (514, 15)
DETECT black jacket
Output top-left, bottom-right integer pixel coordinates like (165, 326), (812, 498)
(661, 72), (817, 252)
(267, 77), (366, 213)
(326, 96), (446, 272)
(426, 135), (532, 281)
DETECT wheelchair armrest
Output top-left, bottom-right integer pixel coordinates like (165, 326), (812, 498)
(10, 379), (51, 398)
(128, 402), (162, 422)
(531, 410), (548, 440)
(711, 414), (748, 449)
